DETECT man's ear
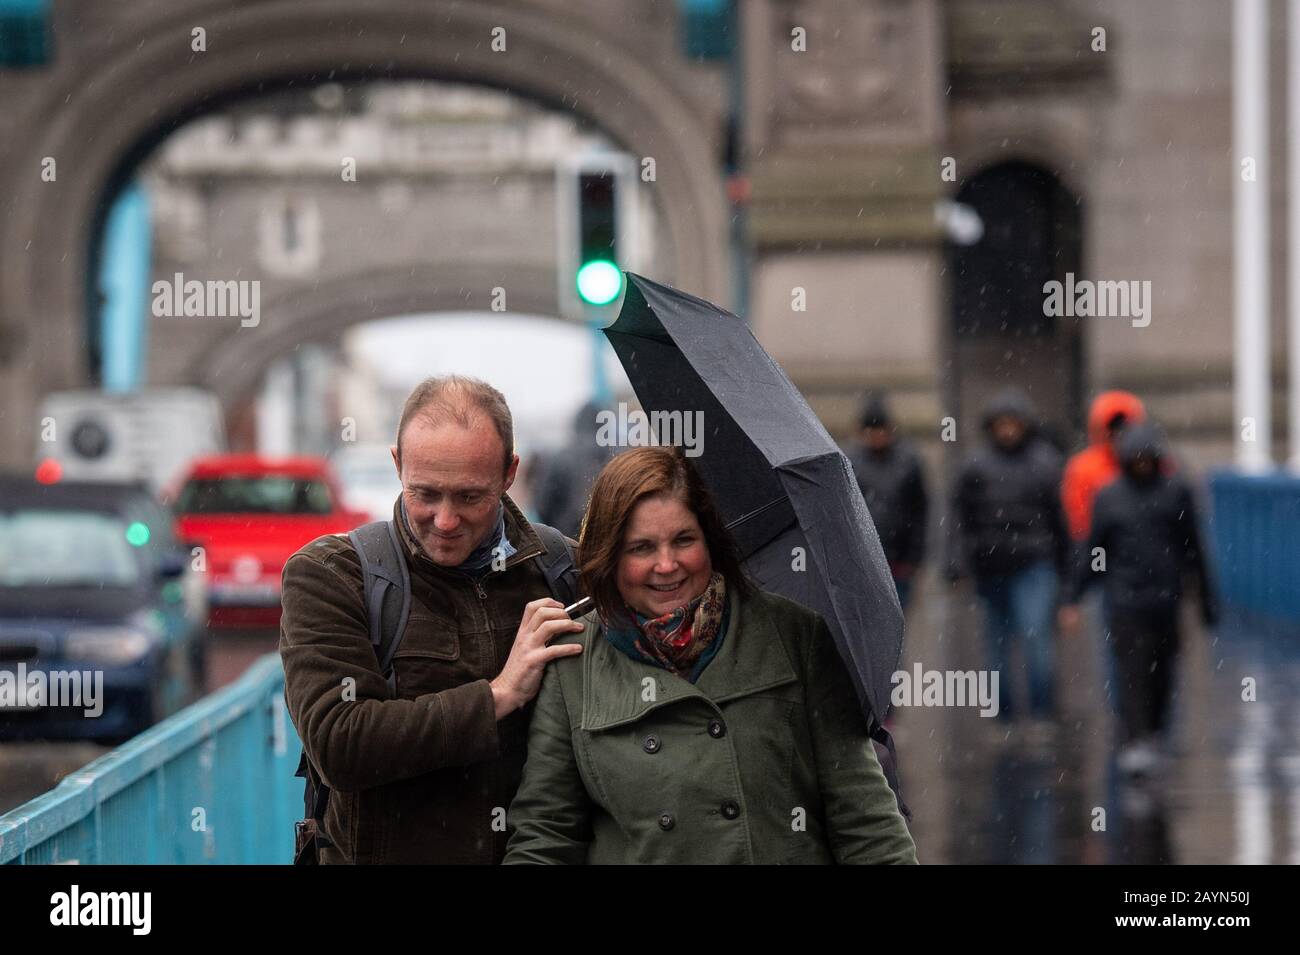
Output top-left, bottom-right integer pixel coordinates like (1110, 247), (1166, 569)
(390, 445), (402, 481)
(502, 452), (521, 493)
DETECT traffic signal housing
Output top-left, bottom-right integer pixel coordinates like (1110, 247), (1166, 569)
(575, 168), (622, 306)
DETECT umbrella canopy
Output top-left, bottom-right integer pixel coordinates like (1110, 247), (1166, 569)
(603, 272), (905, 729)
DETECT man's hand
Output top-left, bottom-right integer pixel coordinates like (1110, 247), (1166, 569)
(1057, 604), (1081, 636)
(490, 598), (584, 719)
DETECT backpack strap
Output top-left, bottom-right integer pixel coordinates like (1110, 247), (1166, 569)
(293, 748), (333, 861)
(294, 750), (329, 820)
(348, 520), (412, 690)
(531, 521), (579, 605)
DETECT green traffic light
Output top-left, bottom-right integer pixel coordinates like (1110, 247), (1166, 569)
(125, 521), (151, 547)
(576, 260), (622, 305)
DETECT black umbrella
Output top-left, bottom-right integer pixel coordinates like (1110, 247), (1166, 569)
(604, 274), (906, 756)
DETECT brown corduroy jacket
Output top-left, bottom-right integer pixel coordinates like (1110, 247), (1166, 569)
(279, 494), (565, 864)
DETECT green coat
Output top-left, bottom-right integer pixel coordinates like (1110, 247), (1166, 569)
(504, 586), (918, 864)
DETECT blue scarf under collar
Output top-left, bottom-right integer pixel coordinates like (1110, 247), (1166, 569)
(400, 499), (517, 575)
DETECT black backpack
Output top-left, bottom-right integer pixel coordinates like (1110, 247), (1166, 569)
(291, 520), (578, 865)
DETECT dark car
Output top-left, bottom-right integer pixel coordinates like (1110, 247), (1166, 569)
(0, 477), (208, 743)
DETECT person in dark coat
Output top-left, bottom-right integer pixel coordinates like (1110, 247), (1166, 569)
(946, 387), (1069, 723)
(534, 401), (616, 538)
(845, 391), (929, 609)
(1059, 420), (1217, 776)
(1060, 390), (1148, 714)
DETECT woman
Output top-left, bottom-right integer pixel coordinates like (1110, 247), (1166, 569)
(505, 447), (917, 864)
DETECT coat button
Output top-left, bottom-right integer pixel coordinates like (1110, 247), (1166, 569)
(721, 800), (740, 820)
(658, 812), (675, 831)
(642, 734), (661, 754)
(707, 718), (726, 738)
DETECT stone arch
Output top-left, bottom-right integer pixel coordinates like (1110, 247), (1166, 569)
(194, 262), (566, 411)
(952, 148), (1088, 213)
(944, 159), (1085, 444)
(946, 108), (1094, 204)
(1, 0), (728, 460)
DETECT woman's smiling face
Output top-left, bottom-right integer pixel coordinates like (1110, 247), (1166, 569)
(616, 493), (714, 618)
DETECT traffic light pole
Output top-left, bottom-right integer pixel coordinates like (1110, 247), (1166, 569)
(587, 302), (612, 406)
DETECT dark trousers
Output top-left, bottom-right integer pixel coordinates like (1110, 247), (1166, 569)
(1108, 608), (1180, 744)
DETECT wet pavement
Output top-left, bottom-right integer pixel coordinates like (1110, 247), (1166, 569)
(895, 574), (1300, 864)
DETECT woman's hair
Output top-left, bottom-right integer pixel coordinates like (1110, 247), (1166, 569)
(578, 446), (751, 623)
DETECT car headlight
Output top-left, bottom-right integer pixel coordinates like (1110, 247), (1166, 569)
(64, 627), (153, 665)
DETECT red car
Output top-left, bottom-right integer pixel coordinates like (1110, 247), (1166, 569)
(172, 455), (368, 628)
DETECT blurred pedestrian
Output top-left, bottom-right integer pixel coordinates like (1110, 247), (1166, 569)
(534, 400), (615, 538)
(1059, 421), (1217, 777)
(845, 391), (929, 609)
(1060, 390), (1147, 709)
(946, 388), (1069, 726)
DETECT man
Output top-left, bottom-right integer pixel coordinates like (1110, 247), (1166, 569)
(1059, 421), (1216, 776)
(844, 391), (929, 609)
(946, 388), (1069, 725)
(279, 376), (584, 864)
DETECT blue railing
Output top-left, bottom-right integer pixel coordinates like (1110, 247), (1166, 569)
(1209, 470), (1300, 632)
(0, 653), (301, 864)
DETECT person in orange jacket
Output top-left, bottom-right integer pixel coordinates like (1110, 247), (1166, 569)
(1061, 391), (1148, 545)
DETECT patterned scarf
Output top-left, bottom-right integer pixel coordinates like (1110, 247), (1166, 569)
(602, 573), (728, 683)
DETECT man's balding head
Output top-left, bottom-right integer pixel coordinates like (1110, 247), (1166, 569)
(395, 375), (514, 475)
